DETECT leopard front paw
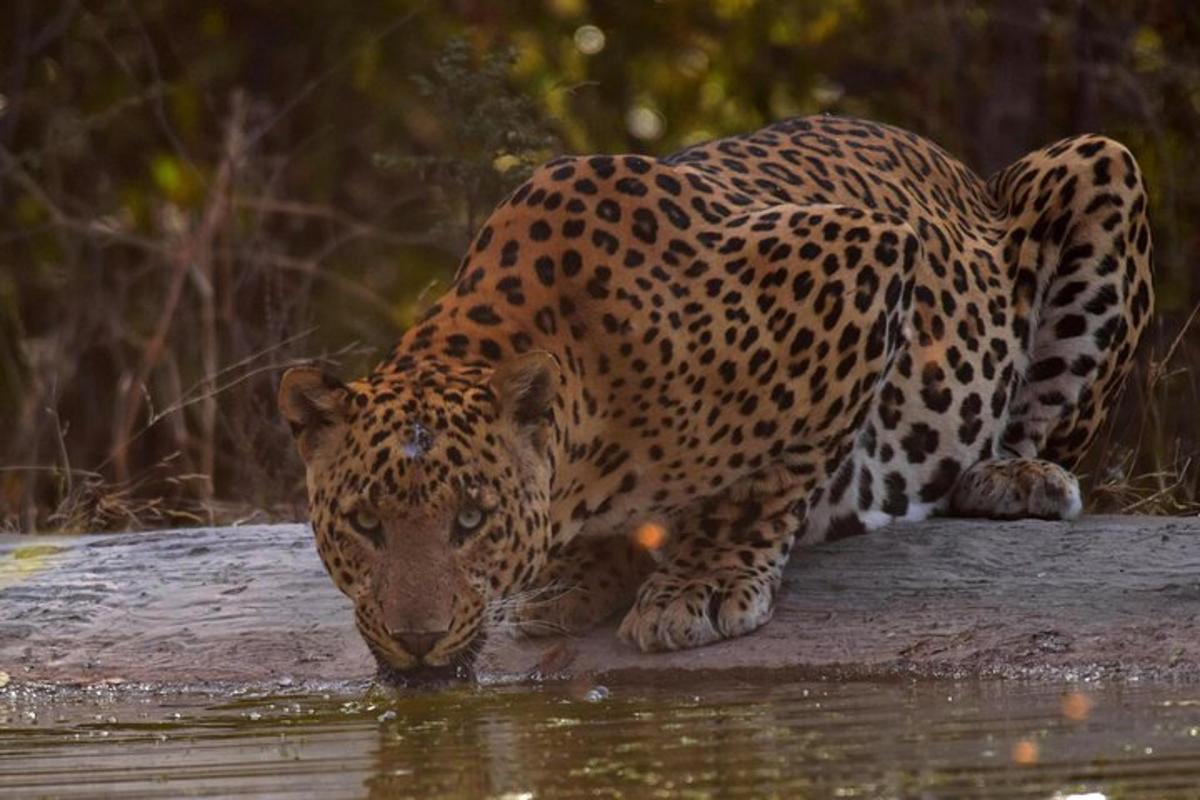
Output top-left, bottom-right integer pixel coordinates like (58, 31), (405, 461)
(616, 569), (776, 653)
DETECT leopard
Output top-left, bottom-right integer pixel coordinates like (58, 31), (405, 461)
(278, 115), (1153, 680)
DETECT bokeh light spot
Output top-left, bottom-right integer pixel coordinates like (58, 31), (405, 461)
(1061, 691), (1095, 722)
(574, 25), (606, 55)
(1012, 738), (1039, 765)
(626, 106), (665, 141)
(634, 521), (667, 551)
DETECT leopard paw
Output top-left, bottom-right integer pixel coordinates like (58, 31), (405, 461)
(950, 457), (1082, 520)
(616, 569), (775, 653)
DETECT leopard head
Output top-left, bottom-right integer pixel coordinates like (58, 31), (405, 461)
(278, 352), (560, 682)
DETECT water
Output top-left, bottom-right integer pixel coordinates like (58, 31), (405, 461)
(4, 678), (1200, 798)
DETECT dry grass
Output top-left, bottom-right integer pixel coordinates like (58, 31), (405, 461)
(1084, 303), (1200, 515)
(9, 306), (1196, 533)
(0, 96), (399, 533)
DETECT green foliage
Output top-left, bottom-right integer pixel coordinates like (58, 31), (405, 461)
(378, 37), (560, 244)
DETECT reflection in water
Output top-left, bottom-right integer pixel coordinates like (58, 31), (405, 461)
(3, 678), (1200, 798)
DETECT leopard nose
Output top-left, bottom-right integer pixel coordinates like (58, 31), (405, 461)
(389, 629), (446, 658)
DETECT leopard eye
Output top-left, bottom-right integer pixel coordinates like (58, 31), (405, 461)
(347, 506), (383, 545)
(354, 507), (380, 530)
(456, 506), (483, 531)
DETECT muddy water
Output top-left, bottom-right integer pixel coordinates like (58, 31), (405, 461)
(3, 678), (1200, 798)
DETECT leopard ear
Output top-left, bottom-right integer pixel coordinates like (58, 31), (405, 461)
(490, 350), (560, 433)
(278, 366), (350, 462)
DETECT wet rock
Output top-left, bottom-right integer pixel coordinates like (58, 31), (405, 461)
(1, 516), (1199, 687)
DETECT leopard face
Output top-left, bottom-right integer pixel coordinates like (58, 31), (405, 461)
(278, 354), (559, 677)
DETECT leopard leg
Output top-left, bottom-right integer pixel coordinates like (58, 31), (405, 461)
(953, 135), (1153, 520)
(617, 487), (803, 653)
(513, 533), (653, 637)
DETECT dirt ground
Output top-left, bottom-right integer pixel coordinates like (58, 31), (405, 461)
(2, 515), (1198, 688)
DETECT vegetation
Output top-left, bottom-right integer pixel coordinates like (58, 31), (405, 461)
(3, 0), (1199, 532)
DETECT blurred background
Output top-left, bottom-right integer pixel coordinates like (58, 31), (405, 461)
(2, 0), (1198, 532)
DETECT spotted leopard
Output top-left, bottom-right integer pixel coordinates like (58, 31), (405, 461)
(279, 115), (1153, 677)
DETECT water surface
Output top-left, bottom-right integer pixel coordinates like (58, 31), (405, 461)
(4, 678), (1200, 798)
